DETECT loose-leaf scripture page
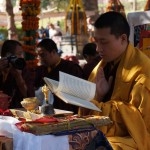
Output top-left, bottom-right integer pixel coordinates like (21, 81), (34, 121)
(58, 71), (96, 100)
(44, 71), (101, 112)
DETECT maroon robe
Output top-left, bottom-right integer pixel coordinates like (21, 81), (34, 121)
(34, 59), (84, 114)
(83, 56), (101, 80)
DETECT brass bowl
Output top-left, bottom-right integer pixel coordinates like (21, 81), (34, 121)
(21, 97), (40, 111)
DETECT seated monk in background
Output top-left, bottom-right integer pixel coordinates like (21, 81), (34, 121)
(82, 42), (101, 80)
(35, 39), (84, 114)
(79, 12), (150, 150)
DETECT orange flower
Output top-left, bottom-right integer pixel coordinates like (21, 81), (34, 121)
(20, 0), (40, 68)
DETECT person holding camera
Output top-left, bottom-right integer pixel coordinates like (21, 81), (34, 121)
(0, 40), (34, 109)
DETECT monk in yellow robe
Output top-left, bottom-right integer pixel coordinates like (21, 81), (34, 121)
(79, 12), (150, 150)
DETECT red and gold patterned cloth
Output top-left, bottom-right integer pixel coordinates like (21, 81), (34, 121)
(0, 109), (12, 116)
(15, 115), (112, 135)
(69, 130), (97, 150)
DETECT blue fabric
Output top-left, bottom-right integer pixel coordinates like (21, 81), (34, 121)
(85, 130), (113, 150)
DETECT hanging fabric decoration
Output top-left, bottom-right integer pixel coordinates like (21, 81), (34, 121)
(19, 0), (40, 68)
(65, 0), (87, 35)
(106, 0), (126, 17)
(144, 0), (150, 10)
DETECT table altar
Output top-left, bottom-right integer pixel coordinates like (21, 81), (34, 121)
(0, 115), (112, 150)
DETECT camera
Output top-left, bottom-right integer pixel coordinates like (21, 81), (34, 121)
(7, 55), (26, 70)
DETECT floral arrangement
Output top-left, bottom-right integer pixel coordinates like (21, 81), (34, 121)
(19, 0), (40, 68)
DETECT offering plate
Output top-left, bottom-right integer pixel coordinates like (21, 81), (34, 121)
(10, 108), (73, 121)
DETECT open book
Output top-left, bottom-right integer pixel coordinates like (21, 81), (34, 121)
(43, 71), (101, 112)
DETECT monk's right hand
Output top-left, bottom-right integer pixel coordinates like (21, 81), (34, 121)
(96, 67), (113, 101)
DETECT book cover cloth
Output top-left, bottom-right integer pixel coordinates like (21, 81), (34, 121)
(15, 115), (112, 135)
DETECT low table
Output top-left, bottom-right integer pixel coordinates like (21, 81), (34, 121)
(0, 130), (112, 150)
(0, 115), (112, 150)
(0, 136), (13, 150)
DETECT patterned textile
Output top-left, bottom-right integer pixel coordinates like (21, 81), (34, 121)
(134, 24), (148, 47)
(69, 130), (113, 150)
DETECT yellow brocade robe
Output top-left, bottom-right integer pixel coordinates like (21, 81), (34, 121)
(79, 43), (150, 150)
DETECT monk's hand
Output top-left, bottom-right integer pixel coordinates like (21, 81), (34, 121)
(96, 67), (113, 101)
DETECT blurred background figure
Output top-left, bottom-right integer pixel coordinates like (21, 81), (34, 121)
(43, 23), (50, 38)
(55, 21), (62, 35)
(63, 55), (79, 64)
(48, 23), (62, 50)
(66, 26), (71, 36)
(87, 17), (95, 42)
(82, 42), (101, 80)
(39, 26), (48, 40)
(49, 23), (62, 39)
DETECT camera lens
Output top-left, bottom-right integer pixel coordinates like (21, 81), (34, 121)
(12, 58), (26, 70)
(7, 56), (26, 70)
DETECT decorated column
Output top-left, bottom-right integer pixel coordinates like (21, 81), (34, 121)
(19, 0), (40, 68)
(65, 0), (87, 35)
(106, 0), (126, 17)
(144, 0), (150, 10)
(65, 0), (88, 55)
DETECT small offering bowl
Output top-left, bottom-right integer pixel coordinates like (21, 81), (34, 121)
(21, 97), (40, 111)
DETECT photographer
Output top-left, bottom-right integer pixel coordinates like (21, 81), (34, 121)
(0, 40), (34, 108)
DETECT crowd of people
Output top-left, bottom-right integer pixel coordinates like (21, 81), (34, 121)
(0, 11), (150, 150)
(38, 21), (62, 41)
